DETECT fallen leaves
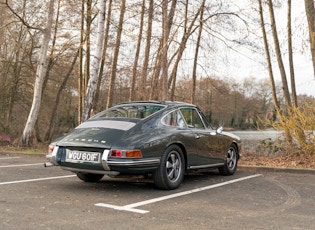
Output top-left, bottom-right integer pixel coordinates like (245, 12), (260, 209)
(240, 151), (315, 169)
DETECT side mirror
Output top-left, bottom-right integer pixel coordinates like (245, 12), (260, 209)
(210, 126), (223, 135)
(216, 126), (223, 134)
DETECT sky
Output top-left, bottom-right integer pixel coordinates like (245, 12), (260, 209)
(226, 49), (315, 96)
(216, 0), (315, 97)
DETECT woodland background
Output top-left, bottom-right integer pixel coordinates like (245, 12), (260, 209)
(1, 0), (315, 150)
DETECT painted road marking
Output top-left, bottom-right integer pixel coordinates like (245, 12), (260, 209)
(0, 175), (76, 185)
(0, 163), (43, 168)
(0, 157), (20, 160)
(95, 174), (263, 214)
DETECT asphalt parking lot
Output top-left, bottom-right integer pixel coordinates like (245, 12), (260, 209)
(1, 153), (314, 230)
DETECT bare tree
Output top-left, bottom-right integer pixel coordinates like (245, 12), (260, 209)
(161, 0), (169, 101)
(82, 0), (106, 121)
(78, 0), (85, 124)
(139, 0), (153, 100)
(149, 0), (177, 100)
(129, 0), (145, 101)
(259, 0), (293, 143)
(267, 0), (291, 108)
(304, 0), (315, 78)
(0, 3), (31, 134)
(191, 0), (206, 104)
(44, 50), (79, 142)
(169, 0), (202, 101)
(36, 0), (62, 142)
(106, 0), (126, 108)
(93, 0), (113, 112)
(287, 0), (297, 107)
(85, 0), (92, 92)
(20, 0), (55, 146)
(258, 0), (279, 111)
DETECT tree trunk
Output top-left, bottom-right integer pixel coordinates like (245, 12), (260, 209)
(170, 0), (202, 101)
(93, 0), (113, 112)
(304, 0), (315, 78)
(267, 0), (291, 108)
(139, 0), (153, 100)
(149, 0), (177, 101)
(261, 0), (292, 143)
(106, 0), (126, 108)
(161, 0), (169, 101)
(191, 0), (205, 104)
(85, 0), (92, 92)
(20, 0), (55, 147)
(78, 0), (85, 124)
(36, 0), (61, 142)
(258, 0), (279, 111)
(44, 50), (79, 142)
(129, 0), (145, 101)
(82, 0), (106, 121)
(149, 41), (162, 100)
(287, 0), (297, 107)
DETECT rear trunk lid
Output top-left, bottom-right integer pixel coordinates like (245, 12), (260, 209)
(56, 119), (137, 148)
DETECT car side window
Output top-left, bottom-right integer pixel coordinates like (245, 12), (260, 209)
(162, 110), (186, 127)
(180, 108), (205, 129)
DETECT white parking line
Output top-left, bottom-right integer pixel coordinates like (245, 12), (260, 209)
(95, 174), (263, 214)
(0, 163), (43, 168)
(0, 157), (20, 160)
(0, 175), (76, 185)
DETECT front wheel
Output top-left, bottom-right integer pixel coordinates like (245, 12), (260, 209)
(76, 172), (104, 182)
(153, 145), (185, 190)
(219, 144), (238, 175)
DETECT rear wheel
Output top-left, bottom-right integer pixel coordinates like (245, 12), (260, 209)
(76, 172), (104, 182)
(153, 145), (185, 190)
(219, 144), (238, 175)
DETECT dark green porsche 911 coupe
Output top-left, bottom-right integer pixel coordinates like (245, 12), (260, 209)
(45, 101), (241, 190)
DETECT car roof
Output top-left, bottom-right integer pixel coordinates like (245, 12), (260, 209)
(116, 101), (196, 108)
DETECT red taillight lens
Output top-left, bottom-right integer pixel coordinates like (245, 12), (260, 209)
(48, 144), (54, 154)
(110, 149), (142, 158)
(111, 150), (122, 157)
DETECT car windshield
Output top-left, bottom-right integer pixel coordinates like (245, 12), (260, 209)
(92, 104), (165, 119)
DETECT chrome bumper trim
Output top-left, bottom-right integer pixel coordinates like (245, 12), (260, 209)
(107, 158), (160, 167)
(101, 149), (111, 170)
(189, 163), (224, 170)
(45, 146), (59, 166)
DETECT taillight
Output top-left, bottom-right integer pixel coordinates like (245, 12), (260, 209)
(48, 144), (55, 154)
(110, 149), (142, 158)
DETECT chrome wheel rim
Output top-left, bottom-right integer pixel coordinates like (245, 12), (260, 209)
(227, 147), (237, 170)
(166, 150), (182, 182)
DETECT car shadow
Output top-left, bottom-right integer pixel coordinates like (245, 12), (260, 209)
(56, 169), (227, 194)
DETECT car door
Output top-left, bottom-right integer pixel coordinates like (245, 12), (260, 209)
(179, 107), (225, 168)
(196, 109), (230, 161)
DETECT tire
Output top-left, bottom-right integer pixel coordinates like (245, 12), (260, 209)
(76, 172), (104, 182)
(219, 144), (238, 176)
(153, 145), (185, 190)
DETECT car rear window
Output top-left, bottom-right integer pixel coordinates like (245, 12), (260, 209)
(92, 104), (165, 119)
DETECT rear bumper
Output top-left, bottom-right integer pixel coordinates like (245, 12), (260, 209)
(103, 149), (160, 173)
(45, 147), (160, 174)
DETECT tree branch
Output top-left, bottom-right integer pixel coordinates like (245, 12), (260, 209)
(3, 0), (42, 31)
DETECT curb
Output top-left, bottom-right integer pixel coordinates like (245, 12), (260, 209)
(239, 165), (315, 175)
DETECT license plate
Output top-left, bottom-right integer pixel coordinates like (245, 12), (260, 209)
(66, 150), (100, 163)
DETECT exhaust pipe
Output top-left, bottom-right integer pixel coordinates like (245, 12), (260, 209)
(44, 162), (54, 167)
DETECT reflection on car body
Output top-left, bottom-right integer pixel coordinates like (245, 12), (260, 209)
(45, 101), (241, 190)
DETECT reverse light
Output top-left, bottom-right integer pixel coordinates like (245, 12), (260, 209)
(110, 149), (143, 158)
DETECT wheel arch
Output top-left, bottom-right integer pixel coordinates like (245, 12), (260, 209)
(231, 141), (240, 159)
(166, 142), (188, 170)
